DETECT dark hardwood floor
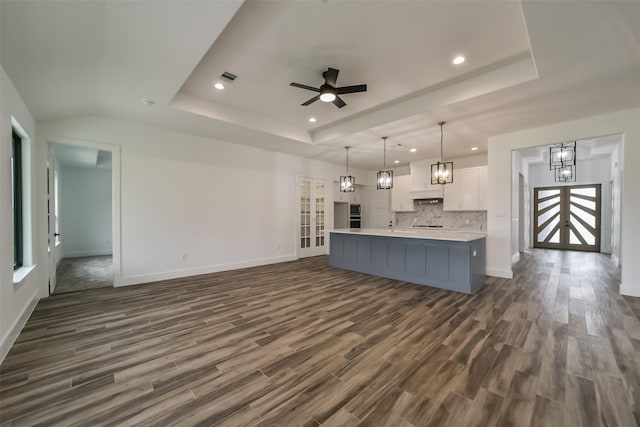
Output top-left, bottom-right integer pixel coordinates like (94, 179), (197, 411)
(1, 249), (639, 426)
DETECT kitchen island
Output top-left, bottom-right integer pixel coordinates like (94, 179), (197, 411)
(329, 228), (486, 294)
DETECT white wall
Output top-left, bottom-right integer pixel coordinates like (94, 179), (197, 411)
(610, 145), (622, 264)
(0, 67), (42, 363)
(36, 115), (367, 287)
(527, 156), (614, 254)
(510, 150), (528, 260)
(59, 167), (112, 257)
(487, 108), (640, 297)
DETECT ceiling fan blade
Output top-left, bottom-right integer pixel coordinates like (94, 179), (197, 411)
(323, 68), (339, 86)
(333, 96), (346, 109)
(290, 82), (320, 92)
(302, 95), (320, 106)
(336, 84), (367, 94)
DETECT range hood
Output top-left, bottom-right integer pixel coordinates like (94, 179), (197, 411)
(415, 198), (443, 205)
(409, 187), (443, 200)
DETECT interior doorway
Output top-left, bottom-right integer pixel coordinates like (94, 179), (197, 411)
(48, 140), (120, 294)
(297, 177), (326, 258)
(533, 184), (602, 252)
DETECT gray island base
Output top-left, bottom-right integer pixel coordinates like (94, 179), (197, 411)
(329, 229), (486, 294)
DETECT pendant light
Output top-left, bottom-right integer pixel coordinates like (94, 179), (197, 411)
(431, 121), (454, 185)
(340, 146), (355, 192)
(377, 136), (393, 190)
(549, 141), (576, 170)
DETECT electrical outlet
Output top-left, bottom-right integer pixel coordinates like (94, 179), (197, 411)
(181, 253), (187, 261)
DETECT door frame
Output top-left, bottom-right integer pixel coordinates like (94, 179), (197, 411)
(533, 184), (601, 252)
(296, 176), (327, 258)
(46, 138), (121, 293)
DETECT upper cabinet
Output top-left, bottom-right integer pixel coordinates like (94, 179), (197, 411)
(409, 159), (443, 199)
(443, 166), (488, 211)
(333, 182), (364, 204)
(391, 175), (415, 212)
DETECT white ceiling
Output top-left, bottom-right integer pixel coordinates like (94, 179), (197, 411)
(2, 1), (639, 170)
(517, 134), (622, 166)
(179, 1), (530, 139)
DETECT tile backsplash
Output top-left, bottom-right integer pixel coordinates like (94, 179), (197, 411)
(394, 202), (486, 231)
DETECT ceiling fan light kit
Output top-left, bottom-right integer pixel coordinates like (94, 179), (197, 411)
(431, 121), (454, 185)
(290, 67), (367, 109)
(340, 146), (356, 192)
(377, 137), (393, 190)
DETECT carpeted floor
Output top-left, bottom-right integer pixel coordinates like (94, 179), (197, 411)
(54, 255), (113, 294)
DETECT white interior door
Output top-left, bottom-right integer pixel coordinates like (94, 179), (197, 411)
(298, 177), (326, 258)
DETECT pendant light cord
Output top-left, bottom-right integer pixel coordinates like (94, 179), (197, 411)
(382, 137), (388, 168)
(345, 146), (350, 173)
(440, 122), (444, 162)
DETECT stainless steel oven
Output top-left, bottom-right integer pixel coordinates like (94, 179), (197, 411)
(349, 204), (361, 228)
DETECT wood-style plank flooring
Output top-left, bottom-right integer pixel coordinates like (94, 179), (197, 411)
(1, 249), (639, 426)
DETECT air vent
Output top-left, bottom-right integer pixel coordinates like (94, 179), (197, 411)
(221, 71), (237, 82)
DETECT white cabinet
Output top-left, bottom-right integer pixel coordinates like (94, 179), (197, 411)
(391, 175), (415, 212)
(409, 159), (443, 199)
(443, 166), (488, 211)
(478, 167), (488, 210)
(333, 181), (357, 204)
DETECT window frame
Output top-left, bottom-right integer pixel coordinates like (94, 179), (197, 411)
(12, 129), (24, 270)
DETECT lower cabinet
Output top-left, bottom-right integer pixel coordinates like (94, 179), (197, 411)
(329, 232), (486, 294)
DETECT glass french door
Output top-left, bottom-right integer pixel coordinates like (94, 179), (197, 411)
(533, 184), (601, 252)
(298, 177), (326, 257)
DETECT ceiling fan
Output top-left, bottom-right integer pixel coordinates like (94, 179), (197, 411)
(290, 67), (367, 109)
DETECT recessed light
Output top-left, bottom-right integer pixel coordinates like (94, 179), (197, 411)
(309, 117), (317, 123)
(410, 148), (417, 153)
(214, 82), (225, 90)
(452, 56), (465, 65)
(471, 147), (479, 151)
(141, 99), (155, 106)
(394, 160), (400, 164)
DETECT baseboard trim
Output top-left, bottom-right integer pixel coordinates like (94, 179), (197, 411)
(486, 267), (513, 279)
(115, 254), (298, 287)
(620, 283), (640, 297)
(0, 290), (39, 365)
(64, 250), (113, 258)
(511, 253), (520, 264)
(611, 254), (621, 267)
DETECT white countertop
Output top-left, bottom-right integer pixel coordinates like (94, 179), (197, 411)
(330, 228), (486, 242)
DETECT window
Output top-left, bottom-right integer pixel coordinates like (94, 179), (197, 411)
(12, 130), (23, 270)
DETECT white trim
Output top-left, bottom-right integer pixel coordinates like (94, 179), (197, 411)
(611, 253), (620, 267)
(63, 250), (113, 258)
(44, 137), (121, 294)
(13, 265), (36, 285)
(511, 252), (520, 264)
(486, 267), (513, 279)
(620, 283), (640, 297)
(0, 290), (39, 365)
(115, 254), (297, 287)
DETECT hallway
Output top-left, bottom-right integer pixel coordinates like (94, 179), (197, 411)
(54, 255), (113, 294)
